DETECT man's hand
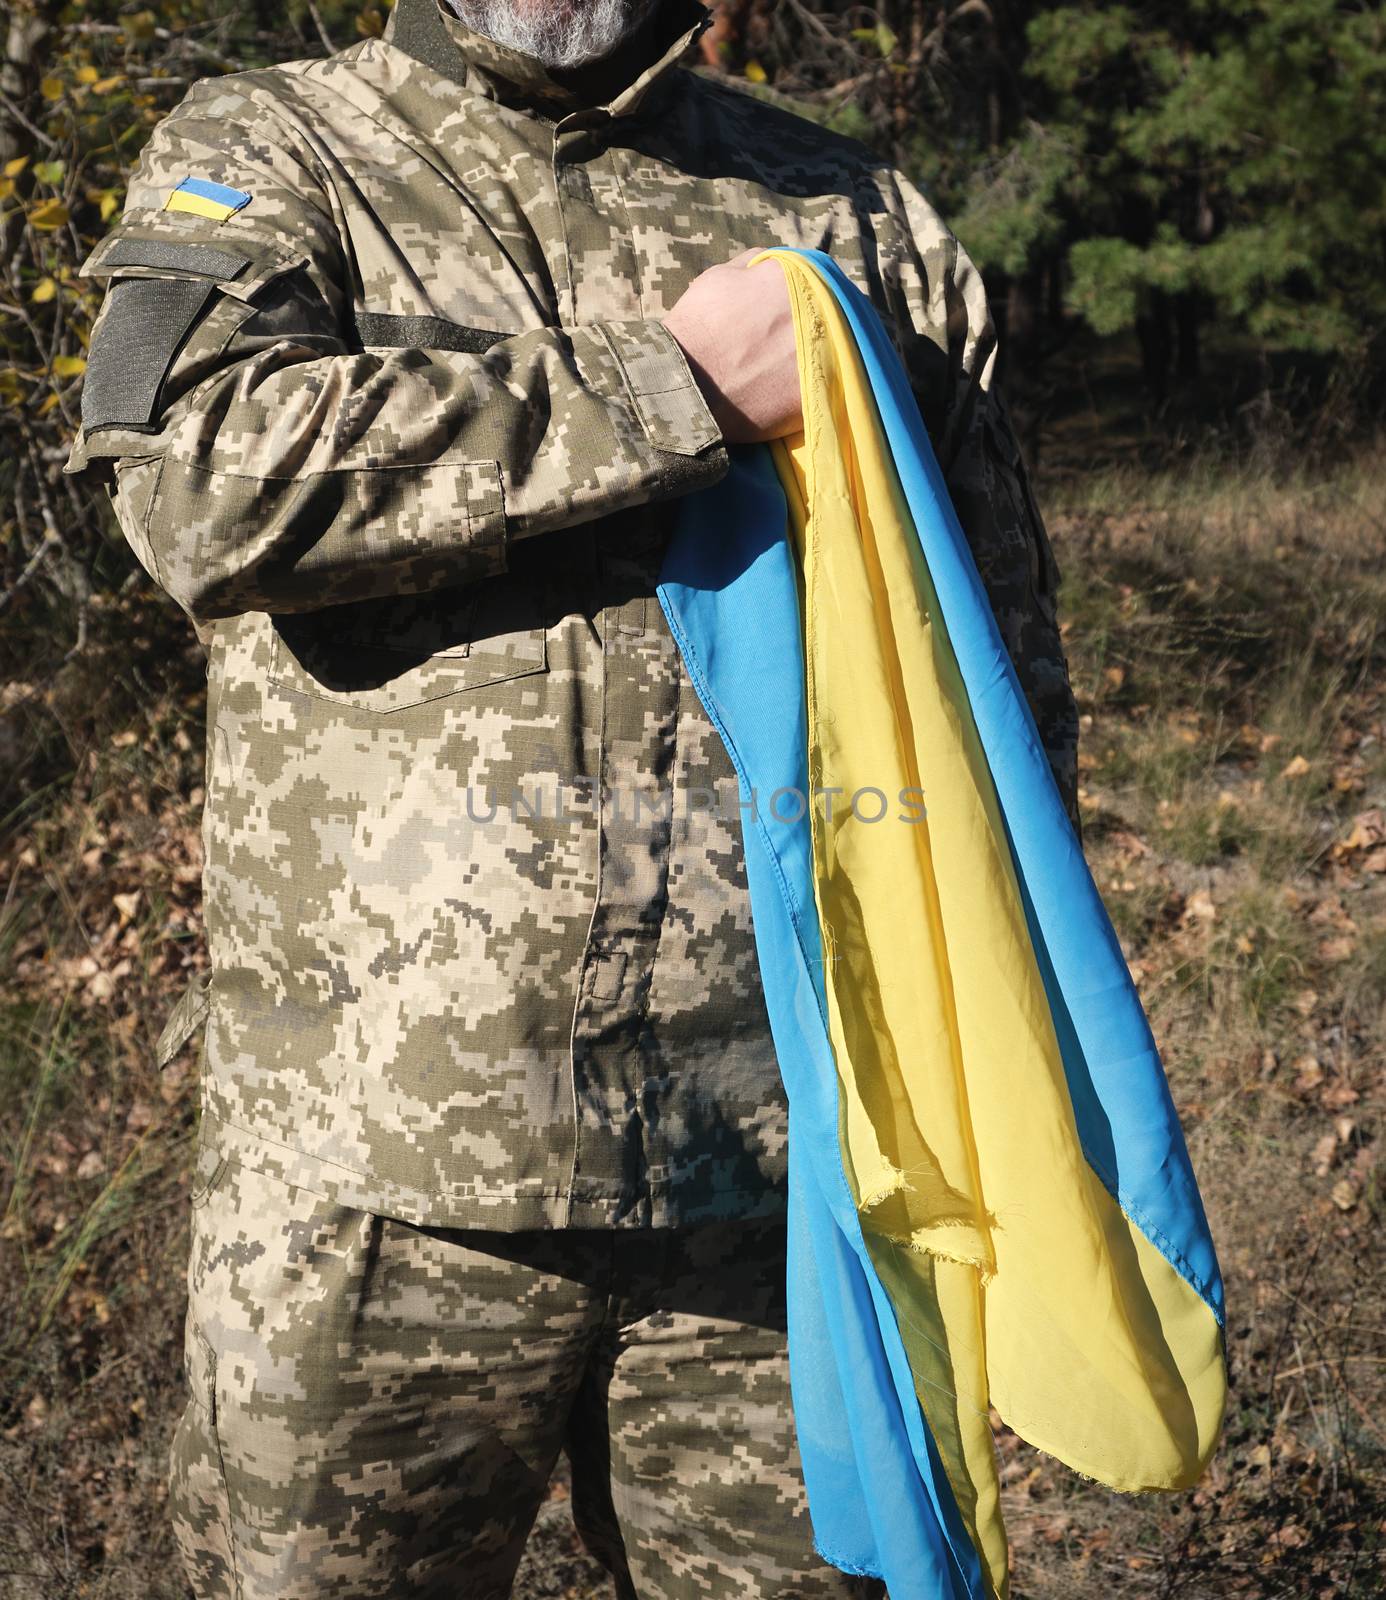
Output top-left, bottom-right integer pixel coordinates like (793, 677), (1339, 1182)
(662, 248), (802, 443)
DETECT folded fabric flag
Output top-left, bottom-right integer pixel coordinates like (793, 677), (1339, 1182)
(654, 247), (1227, 1598)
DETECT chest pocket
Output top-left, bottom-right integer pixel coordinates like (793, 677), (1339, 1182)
(267, 578), (548, 714)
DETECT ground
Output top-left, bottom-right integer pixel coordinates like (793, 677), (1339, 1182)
(1, 429), (1382, 1597)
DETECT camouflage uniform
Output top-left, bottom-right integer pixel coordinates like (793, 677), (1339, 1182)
(64, 0), (1079, 1590)
(173, 1141), (884, 1599)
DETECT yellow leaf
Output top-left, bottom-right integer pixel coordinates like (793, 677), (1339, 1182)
(744, 59), (767, 83)
(29, 198), (69, 230)
(93, 75), (125, 95)
(3, 155), (28, 177)
(37, 391), (62, 416)
(76, 64), (100, 85)
(122, 9), (158, 42)
(1281, 753), (1311, 780)
(51, 354), (87, 378)
(31, 277), (58, 304)
(0, 178), (13, 202)
(40, 76), (65, 101)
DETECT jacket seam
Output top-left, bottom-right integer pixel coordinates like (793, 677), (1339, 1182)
(159, 453), (506, 490)
(203, 1108), (786, 1210)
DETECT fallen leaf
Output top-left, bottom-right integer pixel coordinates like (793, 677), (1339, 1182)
(1109, 829), (1151, 858)
(1310, 1133), (1337, 1175)
(1320, 1082), (1360, 1110)
(1292, 1056), (1324, 1094)
(1184, 889), (1217, 923)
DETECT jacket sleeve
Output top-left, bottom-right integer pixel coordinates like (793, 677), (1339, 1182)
(877, 168), (1083, 839)
(63, 75), (727, 624)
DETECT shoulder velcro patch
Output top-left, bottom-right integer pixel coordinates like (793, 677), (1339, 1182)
(81, 276), (217, 434)
(164, 176), (252, 222)
(100, 236), (252, 280)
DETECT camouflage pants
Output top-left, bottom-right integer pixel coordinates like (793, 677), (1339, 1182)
(170, 1147), (887, 1600)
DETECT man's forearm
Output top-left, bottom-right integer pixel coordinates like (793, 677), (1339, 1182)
(63, 77), (728, 624)
(73, 309), (725, 622)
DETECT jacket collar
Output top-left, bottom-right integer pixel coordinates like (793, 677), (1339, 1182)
(385, 0), (713, 117)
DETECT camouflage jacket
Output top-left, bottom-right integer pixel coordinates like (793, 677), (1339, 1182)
(65, 0), (1080, 1229)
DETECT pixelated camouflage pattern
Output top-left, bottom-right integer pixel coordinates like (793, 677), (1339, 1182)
(172, 1144), (886, 1599)
(66, 0), (1079, 1230)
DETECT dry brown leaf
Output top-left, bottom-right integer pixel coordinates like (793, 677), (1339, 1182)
(1317, 935), (1356, 963)
(1184, 889), (1217, 923)
(1292, 1056), (1325, 1094)
(1320, 1082), (1360, 1109)
(1310, 1133), (1338, 1175)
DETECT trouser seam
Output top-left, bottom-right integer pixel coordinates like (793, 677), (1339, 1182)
(205, 1345), (245, 1600)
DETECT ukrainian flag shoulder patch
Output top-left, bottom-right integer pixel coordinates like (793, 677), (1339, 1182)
(164, 176), (252, 222)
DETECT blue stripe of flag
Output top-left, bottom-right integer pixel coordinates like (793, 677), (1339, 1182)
(174, 176), (251, 211)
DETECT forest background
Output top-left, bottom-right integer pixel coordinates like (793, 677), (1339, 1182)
(1, 1), (1383, 1595)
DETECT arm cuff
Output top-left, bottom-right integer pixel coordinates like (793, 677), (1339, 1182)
(596, 318), (724, 457)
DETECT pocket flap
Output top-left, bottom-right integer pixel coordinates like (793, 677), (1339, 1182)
(156, 969), (213, 1068)
(79, 211), (308, 304)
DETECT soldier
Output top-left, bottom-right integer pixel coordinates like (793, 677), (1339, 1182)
(64, 0), (1081, 1595)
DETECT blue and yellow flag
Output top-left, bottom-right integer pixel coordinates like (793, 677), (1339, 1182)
(655, 248), (1226, 1598)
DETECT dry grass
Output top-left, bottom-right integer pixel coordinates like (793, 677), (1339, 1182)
(997, 445), (1386, 1598)
(1, 446), (1382, 1597)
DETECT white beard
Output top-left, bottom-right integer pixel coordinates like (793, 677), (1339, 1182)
(443, 0), (651, 69)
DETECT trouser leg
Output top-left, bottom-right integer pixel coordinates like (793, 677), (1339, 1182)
(168, 1156), (604, 1600)
(564, 1218), (887, 1600)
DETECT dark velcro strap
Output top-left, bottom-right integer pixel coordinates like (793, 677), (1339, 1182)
(82, 276), (217, 433)
(353, 311), (511, 354)
(100, 236), (252, 280)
